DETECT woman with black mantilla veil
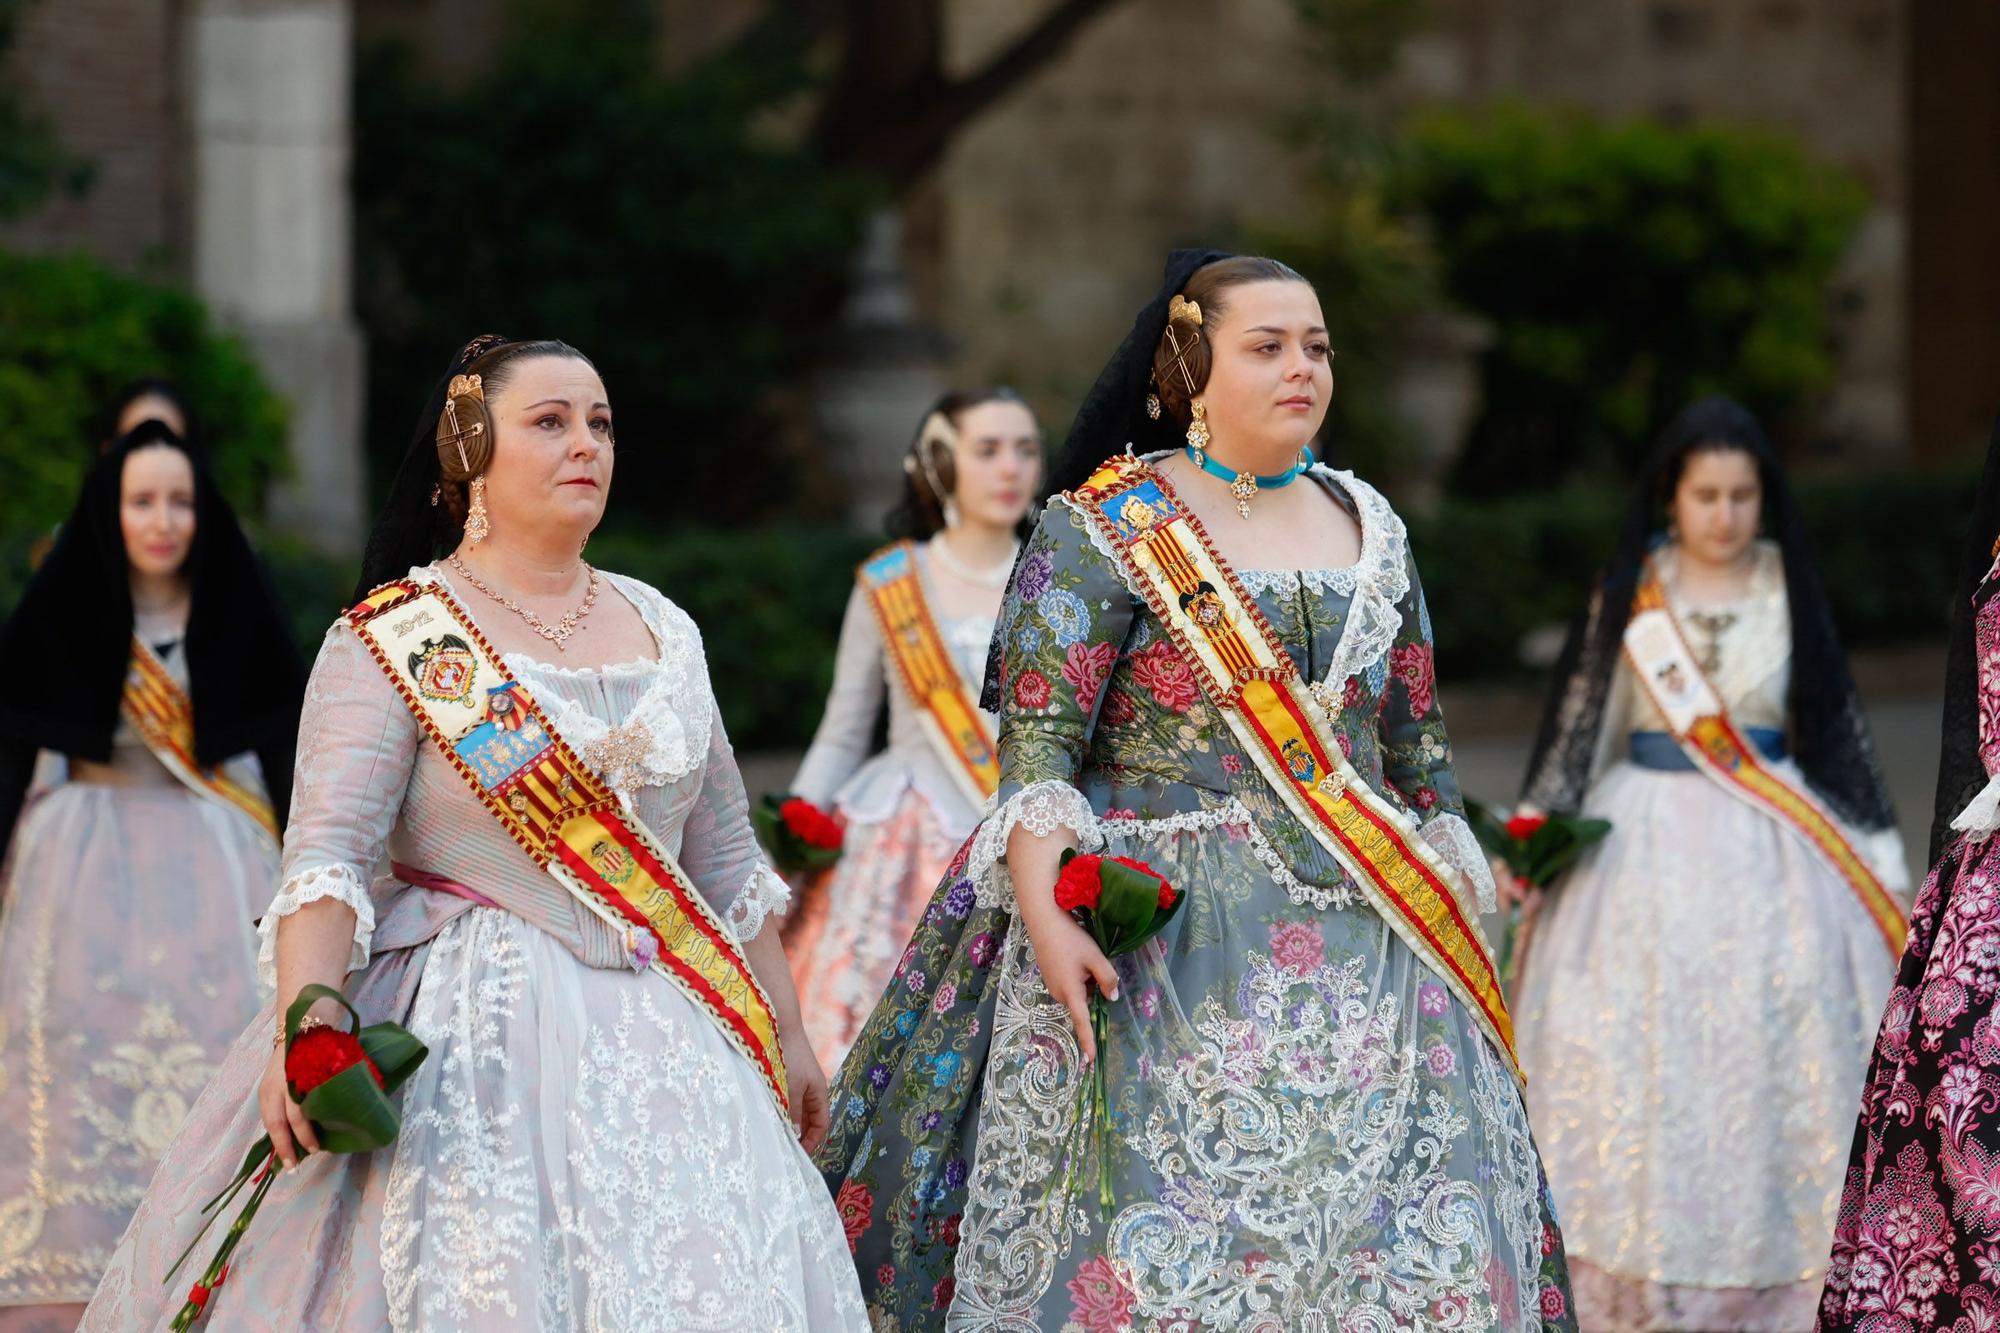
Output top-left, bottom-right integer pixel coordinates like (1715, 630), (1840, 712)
(818, 250), (1578, 1330)
(1511, 397), (1908, 1330)
(1815, 418), (2000, 1331)
(82, 336), (868, 1330)
(0, 421), (303, 1332)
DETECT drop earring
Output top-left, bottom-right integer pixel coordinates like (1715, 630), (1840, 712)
(1186, 400), (1211, 455)
(464, 476), (491, 545)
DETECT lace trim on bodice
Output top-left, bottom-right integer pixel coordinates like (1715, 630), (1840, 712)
(969, 782), (1452, 915)
(417, 565), (716, 797)
(1062, 462), (1411, 691)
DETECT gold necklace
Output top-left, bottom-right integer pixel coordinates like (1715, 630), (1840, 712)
(447, 554), (600, 652)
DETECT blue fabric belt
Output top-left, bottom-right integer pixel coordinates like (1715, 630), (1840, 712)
(1629, 726), (1787, 771)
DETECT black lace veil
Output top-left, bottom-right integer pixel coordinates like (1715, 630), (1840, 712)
(0, 421), (305, 821)
(1518, 396), (1897, 835)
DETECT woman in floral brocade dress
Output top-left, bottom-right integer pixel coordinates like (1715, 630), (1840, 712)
(785, 389), (1042, 1072)
(817, 250), (1577, 1331)
(1816, 419), (2000, 1332)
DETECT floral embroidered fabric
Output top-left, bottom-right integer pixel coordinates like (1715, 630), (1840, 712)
(1817, 574), (2000, 1331)
(817, 477), (1575, 1330)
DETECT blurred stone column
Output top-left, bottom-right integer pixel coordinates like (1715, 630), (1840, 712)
(185, 0), (366, 552)
(816, 209), (951, 529)
(1389, 309), (1489, 510)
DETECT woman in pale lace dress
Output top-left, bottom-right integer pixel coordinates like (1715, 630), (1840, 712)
(0, 421), (302, 1332)
(819, 252), (1576, 1331)
(1512, 398), (1908, 1331)
(783, 390), (1041, 1071)
(83, 337), (868, 1330)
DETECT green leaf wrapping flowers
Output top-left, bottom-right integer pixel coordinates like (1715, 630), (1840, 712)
(753, 792), (844, 873)
(1047, 850), (1185, 1217)
(1465, 797), (1614, 988)
(164, 983), (428, 1329)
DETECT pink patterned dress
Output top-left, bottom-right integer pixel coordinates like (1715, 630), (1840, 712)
(1818, 556), (2000, 1331)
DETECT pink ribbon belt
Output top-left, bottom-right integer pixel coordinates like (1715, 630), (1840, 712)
(391, 860), (502, 909)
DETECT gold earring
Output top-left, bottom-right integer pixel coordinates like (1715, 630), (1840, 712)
(1186, 400), (1211, 455)
(464, 476), (491, 545)
(1145, 391), (1163, 421)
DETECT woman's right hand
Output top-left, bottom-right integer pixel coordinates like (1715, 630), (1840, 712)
(259, 1037), (320, 1170)
(1020, 908), (1120, 1065)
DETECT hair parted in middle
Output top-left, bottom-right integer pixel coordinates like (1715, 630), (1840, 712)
(429, 334), (598, 528)
(1146, 255), (1310, 426)
(885, 386), (1035, 541)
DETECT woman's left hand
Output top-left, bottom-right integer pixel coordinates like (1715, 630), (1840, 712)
(782, 1028), (830, 1155)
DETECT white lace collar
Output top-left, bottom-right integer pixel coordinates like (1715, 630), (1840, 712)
(1065, 460), (1411, 695)
(405, 564), (715, 794)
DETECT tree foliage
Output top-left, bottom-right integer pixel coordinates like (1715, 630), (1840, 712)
(352, 0), (871, 520)
(1395, 104), (1867, 495)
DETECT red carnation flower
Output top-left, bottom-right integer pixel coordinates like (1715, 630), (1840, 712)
(1054, 854), (1105, 913)
(780, 798), (844, 852)
(285, 1025), (383, 1097)
(1504, 813), (1547, 841)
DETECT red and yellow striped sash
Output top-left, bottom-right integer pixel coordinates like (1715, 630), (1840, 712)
(1625, 573), (1905, 953)
(1071, 456), (1520, 1084)
(121, 638), (280, 846)
(347, 579), (790, 1115)
(859, 542), (1000, 807)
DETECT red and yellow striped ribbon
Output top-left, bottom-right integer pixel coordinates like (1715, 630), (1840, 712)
(860, 541), (1000, 806)
(347, 579), (790, 1115)
(1627, 575), (1905, 953)
(121, 639), (280, 845)
(1073, 456), (1520, 1083)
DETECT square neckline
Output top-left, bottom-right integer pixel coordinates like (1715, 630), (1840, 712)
(1139, 450), (1368, 580)
(429, 564), (665, 677)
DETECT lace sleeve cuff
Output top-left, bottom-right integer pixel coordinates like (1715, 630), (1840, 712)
(723, 863), (792, 944)
(256, 862), (375, 990)
(1419, 811), (1498, 914)
(964, 780), (1103, 912)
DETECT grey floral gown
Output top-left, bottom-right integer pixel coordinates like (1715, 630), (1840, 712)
(817, 461), (1577, 1332)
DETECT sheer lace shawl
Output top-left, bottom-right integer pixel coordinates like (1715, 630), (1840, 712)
(257, 566), (786, 985)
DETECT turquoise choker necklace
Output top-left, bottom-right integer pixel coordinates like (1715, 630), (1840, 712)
(1184, 445), (1314, 518)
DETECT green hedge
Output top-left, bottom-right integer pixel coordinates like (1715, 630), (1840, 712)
(1394, 104), (1867, 497)
(0, 249), (290, 594)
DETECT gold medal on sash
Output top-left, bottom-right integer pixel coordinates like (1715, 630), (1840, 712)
(348, 579), (791, 1115)
(1070, 457), (1522, 1084)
